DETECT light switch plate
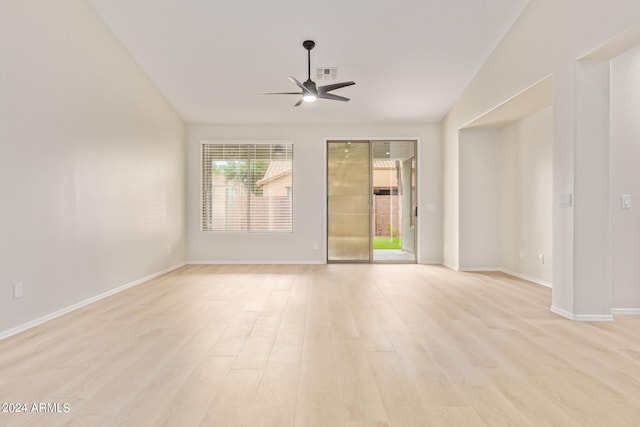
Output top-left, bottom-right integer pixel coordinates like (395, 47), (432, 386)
(622, 194), (632, 209)
(559, 193), (572, 208)
(14, 282), (23, 299)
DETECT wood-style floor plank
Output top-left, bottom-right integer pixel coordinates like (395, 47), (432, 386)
(1, 264), (639, 426)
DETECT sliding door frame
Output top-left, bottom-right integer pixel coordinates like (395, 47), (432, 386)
(323, 137), (420, 264)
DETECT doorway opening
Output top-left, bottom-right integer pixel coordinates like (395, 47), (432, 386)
(326, 139), (417, 263)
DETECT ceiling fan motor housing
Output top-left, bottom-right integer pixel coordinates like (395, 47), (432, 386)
(303, 80), (317, 94)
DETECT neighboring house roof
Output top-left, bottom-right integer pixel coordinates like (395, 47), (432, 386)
(256, 159), (292, 186)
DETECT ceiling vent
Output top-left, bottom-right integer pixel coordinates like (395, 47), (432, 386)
(315, 67), (338, 81)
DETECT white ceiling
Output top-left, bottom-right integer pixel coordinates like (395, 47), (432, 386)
(88, 0), (529, 125)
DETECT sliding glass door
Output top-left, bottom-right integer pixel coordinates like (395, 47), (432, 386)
(327, 139), (417, 263)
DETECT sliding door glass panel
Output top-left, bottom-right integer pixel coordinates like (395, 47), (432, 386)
(371, 140), (416, 262)
(327, 141), (371, 261)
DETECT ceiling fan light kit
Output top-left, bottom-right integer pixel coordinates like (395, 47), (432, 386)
(264, 40), (355, 107)
(302, 94), (317, 103)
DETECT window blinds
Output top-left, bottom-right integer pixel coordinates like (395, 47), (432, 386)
(201, 143), (293, 232)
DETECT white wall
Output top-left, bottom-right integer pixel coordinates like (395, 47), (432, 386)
(457, 108), (552, 285)
(458, 129), (502, 270)
(611, 45), (640, 310)
(187, 124), (441, 264)
(0, 0), (186, 335)
(500, 128), (518, 273)
(443, 0), (640, 318)
(501, 107), (553, 283)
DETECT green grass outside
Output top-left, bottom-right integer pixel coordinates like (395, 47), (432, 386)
(373, 237), (402, 250)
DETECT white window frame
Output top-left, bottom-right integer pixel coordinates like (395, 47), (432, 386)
(200, 140), (294, 232)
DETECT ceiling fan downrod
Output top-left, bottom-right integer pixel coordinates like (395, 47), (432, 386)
(303, 40), (315, 83)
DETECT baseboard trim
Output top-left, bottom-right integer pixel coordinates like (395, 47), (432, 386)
(499, 269), (552, 288)
(550, 305), (574, 320)
(458, 267), (501, 272)
(611, 308), (640, 315)
(190, 260), (445, 266)
(0, 263), (186, 341)
(574, 314), (615, 321)
(188, 260), (325, 265)
(550, 305), (614, 321)
(418, 260), (444, 265)
(442, 263), (459, 271)
(456, 267), (552, 288)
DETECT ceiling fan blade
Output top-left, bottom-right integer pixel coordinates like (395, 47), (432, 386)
(318, 81), (356, 94)
(294, 98), (304, 107)
(317, 92), (350, 102)
(262, 92), (303, 95)
(288, 76), (306, 91)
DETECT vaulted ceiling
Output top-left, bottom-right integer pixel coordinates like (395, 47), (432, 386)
(89, 0), (529, 124)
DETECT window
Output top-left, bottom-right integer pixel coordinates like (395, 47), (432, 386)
(201, 142), (293, 232)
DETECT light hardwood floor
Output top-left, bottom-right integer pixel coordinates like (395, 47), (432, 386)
(1, 264), (639, 426)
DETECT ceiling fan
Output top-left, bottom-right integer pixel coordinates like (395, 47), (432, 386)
(265, 40), (355, 107)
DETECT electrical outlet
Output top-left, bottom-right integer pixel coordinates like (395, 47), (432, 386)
(313, 242), (319, 250)
(167, 245), (171, 255)
(14, 282), (23, 299)
(519, 250), (524, 260)
(539, 254), (545, 264)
